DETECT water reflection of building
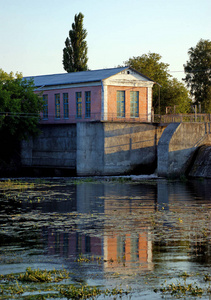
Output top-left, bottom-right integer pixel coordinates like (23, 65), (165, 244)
(44, 227), (153, 274)
(42, 182), (156, 273)
(41, 180), (211, 276)
(44, 228), (102, 258)
(104, 231), (153, 273)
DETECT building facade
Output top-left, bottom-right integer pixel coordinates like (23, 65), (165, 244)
(24, 67), (154, 124)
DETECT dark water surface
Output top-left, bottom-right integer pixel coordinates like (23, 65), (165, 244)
(0, 177), (210, 299)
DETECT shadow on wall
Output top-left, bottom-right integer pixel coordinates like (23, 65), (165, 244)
(158, 144), (211, 179)
(104, 146), (157, 175)
(188, 145), (211, 178)
(103, 123), (165, 175)
(158, 146), (198, 178)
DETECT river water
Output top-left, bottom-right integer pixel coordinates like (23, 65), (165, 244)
(0, 177), (210, 299)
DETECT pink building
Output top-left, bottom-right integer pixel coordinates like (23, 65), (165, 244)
(25, 67), (154, 124)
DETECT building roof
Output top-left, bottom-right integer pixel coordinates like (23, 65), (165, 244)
(24, 67), (153, 87)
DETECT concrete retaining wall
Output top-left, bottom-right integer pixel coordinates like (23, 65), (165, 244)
(76, 122), (104, 176)
(157, 122), (211, 177)
(189, 145), (211, 178)
(22, 122), (165, 176)
(77, 122), (165, 176)
(103, 122), (164, 175)
(21, 124), (76, 172)
(21, 121), (211, 177)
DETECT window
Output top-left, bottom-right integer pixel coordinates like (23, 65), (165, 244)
(85, 91), (91, 118)
(130, 91), (139, 117)
(63, 93), (69, 119)
(76, 92), (82, 118)
(43, 94), (48, 119)
(55, 94), (60, 119)
(117, 91), (125, 118)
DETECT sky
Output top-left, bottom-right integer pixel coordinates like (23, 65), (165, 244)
(0, 0), (210, 82)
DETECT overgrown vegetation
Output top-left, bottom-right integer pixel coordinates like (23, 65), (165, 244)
(184, 39), (211, 113)
(0, 69), (43, 175)
(0, 268), (130, 299)
(158, 278), (211, 298)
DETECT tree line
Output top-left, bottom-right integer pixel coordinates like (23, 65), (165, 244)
(0, 12), (211, 147)
(63, 13), (211, 114)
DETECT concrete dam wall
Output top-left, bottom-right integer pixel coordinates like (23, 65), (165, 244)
(76, 122), (165, 176)
(189, 145), (211, 178)
(157, 122), (211, 178)
(21, 122), (211, 177)
(21, 124), (77, 175)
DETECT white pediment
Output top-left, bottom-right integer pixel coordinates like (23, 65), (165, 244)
(103, 69), (154, 87)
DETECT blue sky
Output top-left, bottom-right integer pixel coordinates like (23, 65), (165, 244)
(0, 0), (210, 81)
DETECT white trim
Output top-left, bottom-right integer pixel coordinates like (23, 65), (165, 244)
(104, 79), (154, 88)
(101, 81), (104, 120)
(147, 87), (152, 121)
(104, 84), (108, 121)
(101, 81), (108, 121)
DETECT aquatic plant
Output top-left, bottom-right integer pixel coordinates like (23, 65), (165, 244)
(71, 178), (95, 184)
(159, 280), (209, 297)
(60, 284), (102, 299)
(179, 271), (191, 278)
(60, 284), (128, 299)
(204, 274), (211, 281)
(74, 254), (104, 264)
(18, 267), (69, 283)
(111, 176), (132, 183)
(0, 268), (131, 299)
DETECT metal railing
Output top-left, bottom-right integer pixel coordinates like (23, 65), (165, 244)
(153, 113), (211, 123)
(40, 112), (151, 124)
(39, 112), (211, 124)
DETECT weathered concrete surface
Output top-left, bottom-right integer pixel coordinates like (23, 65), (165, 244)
(77, 122), (165, 176)
(21, 124), (76, 171)
(189, 145), (211, 178)
(76, 122), (104, 176)
(21, 121), (211, 177)
(103, 122), (164, 175)
(157, 123), (211, 177)
(22, 122), (165, 176)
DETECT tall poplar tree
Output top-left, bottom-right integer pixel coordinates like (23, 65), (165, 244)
(183, 39), (211, 112)
(63, 13), (88, 73)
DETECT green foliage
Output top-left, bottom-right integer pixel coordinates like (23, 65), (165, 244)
(18, 267), (69, 283)
(60, 284), (102, 299)
(160, 281), (204, 297)
(124, 52), (191, 114)
(125, 52), (171, 85)
(63, 12), (88, 73)
(184, 39), (211, 112)
(161, 78), (192, 114)
(0, 268), (129, 299)
(0, 69), (22, 81)
(0, 69), (43, 140)
(60, 284), (127, 299)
